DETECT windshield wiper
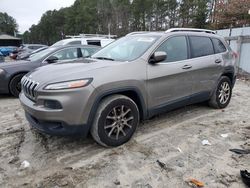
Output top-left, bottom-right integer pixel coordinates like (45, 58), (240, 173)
(94, 57), (114, 61)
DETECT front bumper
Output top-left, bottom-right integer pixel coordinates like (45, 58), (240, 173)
(25, 112), (88, 136)
(19, 87), (94, 136)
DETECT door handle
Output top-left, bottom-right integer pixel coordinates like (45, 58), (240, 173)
(215, 59), (222, 64)
(182, 65), (192, 70)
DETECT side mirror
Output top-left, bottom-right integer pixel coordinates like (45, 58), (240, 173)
(149, 51), (167, 64)
(46, 56), (58, 64)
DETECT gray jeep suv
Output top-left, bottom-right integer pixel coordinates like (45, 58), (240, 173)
(20, 28), (236, 147)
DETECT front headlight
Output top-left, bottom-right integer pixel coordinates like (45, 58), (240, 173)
(44, 78), (93, 90)
(0, 68), (5, 75)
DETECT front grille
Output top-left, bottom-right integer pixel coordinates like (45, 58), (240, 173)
(21, 76), (39, 101)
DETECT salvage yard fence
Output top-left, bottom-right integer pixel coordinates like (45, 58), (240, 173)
(217, 27), (250, 74)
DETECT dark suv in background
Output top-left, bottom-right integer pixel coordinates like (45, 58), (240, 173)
(20, 28), (236, 147)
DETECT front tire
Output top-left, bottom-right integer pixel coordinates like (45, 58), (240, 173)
(91, 95), (139, 147)
(9, 74), (25, 97)
(209, 76), (232, 109)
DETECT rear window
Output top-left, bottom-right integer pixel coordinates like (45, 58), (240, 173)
(189, 36), (214, 58)
(212, 38), (227, 53)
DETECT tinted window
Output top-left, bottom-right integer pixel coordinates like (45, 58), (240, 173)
(156, 36), (188, 63)
(212, 38), (227, 53)
(87, 40), (101, 46)
(50, 48), (78, 60)
(189, 36), (214, 58)
(68, 40), (81, 45)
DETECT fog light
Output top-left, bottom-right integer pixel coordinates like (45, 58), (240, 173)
(44, 100), (62, 109)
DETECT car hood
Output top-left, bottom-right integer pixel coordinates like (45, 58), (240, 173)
(26, 58), (121, 85)
(0, 60), (31, 69)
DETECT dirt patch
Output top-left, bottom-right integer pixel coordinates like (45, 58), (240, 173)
(0, 80), (249, 187)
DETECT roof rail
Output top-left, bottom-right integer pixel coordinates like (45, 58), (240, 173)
(166, 28), (216, 34)
(65, 34), (117, 39)
(126, 31), (151, 36)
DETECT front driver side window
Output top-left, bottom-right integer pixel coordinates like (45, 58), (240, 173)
(50, 48), (78, 61)
(156, 36), (188, 63)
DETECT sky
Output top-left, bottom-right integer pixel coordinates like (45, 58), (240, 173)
(0, 0), (75, 34)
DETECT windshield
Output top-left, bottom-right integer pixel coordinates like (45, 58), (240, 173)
(27, 47), (57, 61)
(91, 35), (160, 61)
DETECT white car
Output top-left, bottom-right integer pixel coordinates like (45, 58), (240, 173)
(52, 34), (116, 47)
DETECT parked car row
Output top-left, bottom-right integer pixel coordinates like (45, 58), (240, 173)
(16, 46), (48, 60)
(12, 28), (236, 147)
(10, 44), (48, 60)
(0, 34), (116, 96)
(0, 44), (100, 97)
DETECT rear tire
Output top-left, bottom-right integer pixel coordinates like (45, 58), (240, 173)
(91, 95), (139, 147)
(9, 74), (25, 97)
(209, 76), (232, 109)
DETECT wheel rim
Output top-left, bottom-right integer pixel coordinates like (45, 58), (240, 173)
(104, 105), (134, 140)
(218, 81), (230, 104)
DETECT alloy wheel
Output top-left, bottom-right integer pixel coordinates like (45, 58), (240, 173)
(218, 81), (231, 104)
(104, 105), (134, 140)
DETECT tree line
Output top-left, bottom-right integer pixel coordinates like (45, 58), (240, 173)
(0, 12), (18, 36)
(1, 0), (250, 45)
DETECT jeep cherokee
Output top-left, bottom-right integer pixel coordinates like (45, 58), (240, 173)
(20, 28), (236, 147)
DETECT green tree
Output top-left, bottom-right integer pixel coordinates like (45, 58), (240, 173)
(109, 0), (131, 36)
(0, 12), (18, 35)
(23, 0), (249, 44)
(193, 0), (210, 28)
(179, 0), (210, 28)
(131, 0), (153, 31)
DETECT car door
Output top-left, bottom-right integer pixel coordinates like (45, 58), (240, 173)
(187, 36), (223, 95)
(147, 35), (194, 111)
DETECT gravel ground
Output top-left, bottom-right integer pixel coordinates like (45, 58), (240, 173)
(0, 80), (249, 188)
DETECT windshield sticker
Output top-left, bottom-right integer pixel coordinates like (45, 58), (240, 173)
(137, 38), (155, 42)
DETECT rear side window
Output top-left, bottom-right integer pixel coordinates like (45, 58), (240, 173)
(189, 36), (214, 58)
(212, 38), (227, 53)
(87, 40), (101, 46)
(51, 48), (78, 60)
(156, 36), (188, 63)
